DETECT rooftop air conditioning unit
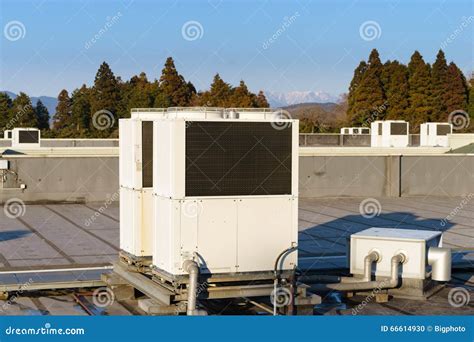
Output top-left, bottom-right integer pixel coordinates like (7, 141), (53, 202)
(370, 120), (409, 147)
(420, 122), (452, 147)
(11, 128), (40, 148)
(340, 127), (370, 135)
(152, 107), (299, 276)
(119, 109), (166, 259)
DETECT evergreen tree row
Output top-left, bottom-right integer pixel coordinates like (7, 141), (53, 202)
(0, 92), (50, 136)
(52, 57), (269, 138)
(347, 49), (472, 132)
(1, 57), (269, 138)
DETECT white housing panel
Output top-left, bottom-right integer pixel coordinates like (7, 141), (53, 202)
(420, 122), (452, 147)
(152, 113), (299, 276)
(119, 115), (157, 257)
(370, 120), (409, 147)
(120, 188), (154, 257)
(4, 130), (12, 139)
(154, 197), (297, 275)
(350, 228), (442, 279)
(11, 128), (40, 148)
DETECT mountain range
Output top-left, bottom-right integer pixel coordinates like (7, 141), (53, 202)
(265, 91), (337, 108)
(2, 91), (57, 117)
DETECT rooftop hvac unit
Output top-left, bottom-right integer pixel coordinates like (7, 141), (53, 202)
(4, 130), (12, 139)
(119, 113), (161, 258)
(370, 120), (409, 147)
(340, 127), (370, 135)
(11, 128), (40, 148)
(152, 108), (299, 276)
(420, 122), (452, 147)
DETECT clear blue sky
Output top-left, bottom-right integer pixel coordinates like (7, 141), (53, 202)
(1, 0), (473, 98)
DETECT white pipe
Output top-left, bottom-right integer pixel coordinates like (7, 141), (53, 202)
(326, 253), (405, 291)
(183, 259), (199, 316)
(342, 250), (379, 283)
(428, 247), (451, 281)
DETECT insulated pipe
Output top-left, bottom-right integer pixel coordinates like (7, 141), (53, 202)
(326, 253), (405, 291)
(342, 250), (379, 283)
(428, 247), (451, 281)
(183, 259), (199, 316)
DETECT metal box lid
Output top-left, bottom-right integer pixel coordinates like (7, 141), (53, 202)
(352, 227), (442, 242)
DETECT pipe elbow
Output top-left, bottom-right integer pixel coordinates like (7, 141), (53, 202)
(427, 247), (451, 281)
(183, 259), (199, 274)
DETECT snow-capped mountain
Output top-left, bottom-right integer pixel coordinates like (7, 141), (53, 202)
(265, 91), (337, 108)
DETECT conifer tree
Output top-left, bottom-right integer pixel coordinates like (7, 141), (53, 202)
(348, 49), (385, 125)
(35, 100), (50, 130)
(347, 61), (368, 122)
(431, 50), (449, 121)
(159, 57), (193, 106)
(381, 61), (409, 120)
(230, 80), (254, 107)
(0, 92), (13, 132)
(71, 85), (91, 133)
(53, 89), (72, 130)
(255, 90), (270, 108)
(407, 51), (432, 130)
(10, 92), (37, 128)
(127, 72), (155, 109)
(90, 62), (120, 122)
(196, 73), (233, 107)
(444, 62), (468, 116)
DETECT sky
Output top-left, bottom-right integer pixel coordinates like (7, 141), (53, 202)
(0, 0), (473, 99)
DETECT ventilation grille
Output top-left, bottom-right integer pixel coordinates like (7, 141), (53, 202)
(142, 121), (153, 188)
(185, 121), (292, 196)
(18, 130), (39, 144)
(436, 124), (451, 136)
(390, 122), (407, 135)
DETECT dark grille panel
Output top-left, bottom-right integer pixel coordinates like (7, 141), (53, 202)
(436, 124), (451, 136)
(142, 121), (153, 188)
(185, 121), (292, 196)
(390, 122), (407, 135)
(18, 130), (39, 143)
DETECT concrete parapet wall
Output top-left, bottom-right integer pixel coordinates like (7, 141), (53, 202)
(299, 154), (474, 198)
(0, 156), (119, 204)
(0, 153), (472, 203)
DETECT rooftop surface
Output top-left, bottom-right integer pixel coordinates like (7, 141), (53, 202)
(0, 197), (472, 315)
